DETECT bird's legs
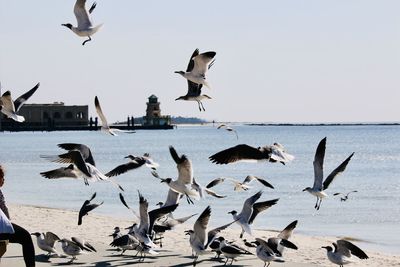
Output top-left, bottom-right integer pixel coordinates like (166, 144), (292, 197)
(185, 193), (194, 204)
(68, 256), (76, 263)
(193, 255), (199, 266)
(196, 101), (202, 112)
(230, 258), (234, 265)
(224, 258), (229, 265)
(82, 36), (92, 46)
(199, 101), (206, 111)
(317, 199), (323, 210)
(239, 229), (244, 239)
(314, 197), (319, 209)
(120, 249), (126, 255)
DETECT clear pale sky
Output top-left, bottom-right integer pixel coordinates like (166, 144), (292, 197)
(1, 0), (399, 123)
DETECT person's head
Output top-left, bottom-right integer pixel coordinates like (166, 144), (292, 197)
(0, 165), (5, 187)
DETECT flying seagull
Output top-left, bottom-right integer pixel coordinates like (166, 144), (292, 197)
(41, 143), (124, 190)
(228, 191), (279, 238)
(185, 206), (236, 266)
(303, 137), (354, 210)
(0, 82), (40, 122)
(153, 146), (200, 204)
(333, 191), (358, 202)
(105, 154), (159, 177)
(175, 49), (212, 111)
(78, 192), (103, 225)
(31, 232), (61, 257)
(217, 124), (238, 139)
(62, 0), (103, 45)
(175, 48), (216, 89)
(206, 175), (274, 191)
(209, 143), (294, 165)
(322, 239), (368, 266)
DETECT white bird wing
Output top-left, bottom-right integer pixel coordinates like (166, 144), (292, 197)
(138, 193), (150, 234)
(14, 82), (40, 112)
(192, 51), (216, 76)
(194, 206), (211, 246)
(1, 91), (16, 113)
(238, 191), (262, 221)
(313, 137), (326, 190)
(177, 159), (193, 184)
(74, 0), (93, 30)
(94, 96), (109, 128)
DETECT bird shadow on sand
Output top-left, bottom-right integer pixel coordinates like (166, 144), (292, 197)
(52, 262), (85, 266)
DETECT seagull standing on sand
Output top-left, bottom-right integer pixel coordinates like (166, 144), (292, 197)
(303, 137), (354, 210)
(219, 237), (253, 265)
(0, 82), (40, 122)
(322, 239), (368, 266)
(62, 0), (103, 45)
(31, 232), (61, 257)
(78, 192), (103, 225)
(209, 143), (294, 165)
(228, 191), (279, 238)
(175, 48), (216, 89)
(206, 175), (274, 192)
(253, 236), (297, 267)
(185, 206), (235, 266)
(59, 237), (96, 263)
(175, 49), (212, 111)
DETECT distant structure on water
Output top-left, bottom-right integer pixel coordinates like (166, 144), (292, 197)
(143, 94), (172, 127)
(0, 95), (173, 132)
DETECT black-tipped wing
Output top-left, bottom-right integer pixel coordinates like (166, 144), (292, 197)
(336, 240), (369, 259)
(148, 204), (178, 234)
(206, 220), (236, 248)
(110, 234), (137, 247)
(194, 206), (211, 246)
(313, 137), (326, 190)
(40, 164), (77, 179)
(53, 150), (92, 177)
(206, 177), (225, 189)
(14, 82), (40, 112)
(186, 48), (199, 72)
(243, 175), (274, 189)
(78, 201), (103, 225)
(279, 239), (298, 250)
(169, 146), (187, 164)
(248, 198), (279, 225)
(209, 144), (264, 164)
(119, 193), (131, 210)
(323, 152), (354, 190)
(88, 1), (96, 13)
(89, 192), (96, 201)
(278, 220), (298, 240)
(71, 237), (96, 252)
(58, 143), (95, 166)
(105, 160), (145, 177)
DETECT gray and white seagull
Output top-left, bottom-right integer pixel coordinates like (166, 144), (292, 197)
(209, 143), (294, 165)
(322, 239), (368, 266)
(0, 82), (40, 122)
(228, 191), (279, 238)
(175, 49), (212, 111)
(62, 0), (103, 45)
(303, 137), (354, 210)
(175, 48), (216, 89)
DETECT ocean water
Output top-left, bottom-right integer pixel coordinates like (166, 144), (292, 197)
(0, 125), (399, 254)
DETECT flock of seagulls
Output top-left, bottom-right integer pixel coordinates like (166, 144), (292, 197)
(1, 1), (369, 266)
(30, 136), (367, 266)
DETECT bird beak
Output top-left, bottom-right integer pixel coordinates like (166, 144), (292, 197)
(227, 211), (232, 214)
(160, 179), (166, 183)
(302, 188), (307, 192)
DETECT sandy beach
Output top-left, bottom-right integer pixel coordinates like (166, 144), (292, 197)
(0, 204), (398, 267)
